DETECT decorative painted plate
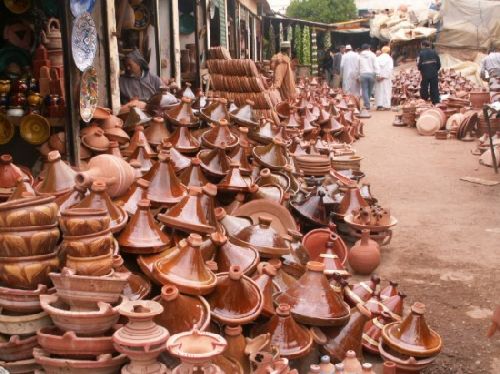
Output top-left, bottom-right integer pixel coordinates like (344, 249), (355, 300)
(80, 66), (98, 123)
(0, 114), (15, 145)
(70, 0), (96, 17)
(20, 114), (50, 145)
(71, 12), (97, 72)
(4, 0), (31, 14)
(132, 3), (150, 30)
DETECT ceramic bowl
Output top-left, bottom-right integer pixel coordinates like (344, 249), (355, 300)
(0, 309), (52, 335)
(0, 195), (58, 227)
(60, 229), (114, 258)
(0, 224), (60, 257)
(0, 251), (60, 289)
(65, 251), (113, 276)
(59, 207), (110, 236)
(0, 283), (55, 314)
(0, 334), (39, 362)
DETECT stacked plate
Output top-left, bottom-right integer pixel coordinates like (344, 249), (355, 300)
(294, 155), (330, 176)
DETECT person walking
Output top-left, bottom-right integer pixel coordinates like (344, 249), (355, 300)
(375, 46), (394, 110)
(270, 41), (296, 101)
(321, 48), (334, 87)
(480, 43), (500, 81)
(340, 45), (360, 95)
(332, 45), (345, 89)
(417, 40), (441, 104)
(359, 44), (379, 110)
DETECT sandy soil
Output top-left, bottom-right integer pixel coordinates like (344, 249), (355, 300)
(354, 110), (500, 373)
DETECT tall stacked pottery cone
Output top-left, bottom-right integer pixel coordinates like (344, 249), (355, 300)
(0, 195), (59, 370)
(113, 300), (170, 374)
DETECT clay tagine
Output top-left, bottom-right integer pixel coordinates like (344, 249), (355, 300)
(35, 151), (77, 197)
(201, 119), (239, 149)
(165, 97), (199, 127)
(212, 232), (259, 275)
(115, 177), (150, 216)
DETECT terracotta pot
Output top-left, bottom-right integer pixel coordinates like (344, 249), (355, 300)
(144, 117), (170, 146)
(0, 309), (52, 335)
(0, 334), (39, 362)
(54, 185), (88, 215)
(49, 267), (129, 311)
(0, 195), (58, 227)
(0, 223), (60, 257)
(348, 229), (381, 275)
(201, 119), (239, 150)
(35, 151), (77, 197)
(213, 232), (259, 276)
(61, 229), (113, 258)
(179, 157), (209, 188)
(0, 154), (33, 198)
(7, 176), (36, 201)
(59, 207), (110, 236)
(0, 251), (59, 289)
(335, 185), (368, 219)
(75, 154), (135, 198)
(65, 251), (113, 276)
(40, 293), (126, 336)
(37, 326), (117, 356)
(115, 178), (150, 216)
(0, 283), (54, 314)
(165, 97), (199, 127)
(342, 350), (362, 373)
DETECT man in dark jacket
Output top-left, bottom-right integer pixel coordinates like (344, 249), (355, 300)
(417, 40), (441, 104)
(321, 48), (334, 86)
(332, 45), (345, 88)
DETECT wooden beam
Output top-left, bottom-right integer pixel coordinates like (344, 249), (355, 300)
(172, 0), (181, 86)
(104, 0), (121, 113)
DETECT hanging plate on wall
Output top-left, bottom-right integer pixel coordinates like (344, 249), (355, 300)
(71, 12), (98, 72)
(4, 0), (31, 14)
(80, 66), (98, 123)
(20, 114), (50, 145)
(132, 3), (151, 30)
(70, 0), (96, 18)
(0, 114), (15, 145)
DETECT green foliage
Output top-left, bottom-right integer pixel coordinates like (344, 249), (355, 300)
(302, 26), (311, 65)
(293, 25), (303, 63)
(323, 31), (331, 50)
(286, 0), (357, 24)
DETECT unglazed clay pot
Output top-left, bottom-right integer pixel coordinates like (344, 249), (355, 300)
(0, 309), (52, 336)
(113, 300), (170, 374)
(59, 207), (110, 236)
(7, 176), (36, 201)
(0, 223), (60, 257)
(0, 251), (59, 289)
(0, 195), (58, 227)
(0, 283), (54, 314)
(342, 350), (362, 373)
(35, 151), (77, 197)
(201, 119), (239, 149)
(0, 154), (33, 200)
(348, 229), (381, 275)
(75, 154), (135, 198)
(144, 117), (170, 146)
(154, 285), (210, 335)
(0, 334), (39, 362)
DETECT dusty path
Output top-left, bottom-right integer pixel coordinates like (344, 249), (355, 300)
(354, 110), (500, 373)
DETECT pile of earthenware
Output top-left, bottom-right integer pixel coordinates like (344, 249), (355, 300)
(0, 77), (445, 373)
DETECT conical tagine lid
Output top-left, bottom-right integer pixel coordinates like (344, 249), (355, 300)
(159, 141), (191, 173)
(230, 99), (258, 127)
(35, 151), (77, 196)
(213, 232), (259, 276)
(200, 98), (230, 123)
(275, 261), (350, 326)
(198, 146), (231, 178)
(252, 263), (278, 317)
(252, 139), (289, 170)
(180, 157), (209, 187)
(122, 125), (156, 157)
(217, 161), (251, 193)
(206, 265), (263, 325)
(201, 119), (238, 149)
(165, 97), (199, 127)
(144, 117), (170, 146)
(116, 177), (149, 216)
(167, 126), (200, 154)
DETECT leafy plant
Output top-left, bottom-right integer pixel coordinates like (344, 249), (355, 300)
(302, 26), (311, 65)
(287, 0), (357, 24)
(293, 25), (303, 63)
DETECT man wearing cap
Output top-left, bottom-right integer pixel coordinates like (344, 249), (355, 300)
(340, 44), (360, 95)
(375, 46), (394, 110)
(270, 41), (297, 101)
(359, 43), (379, 110)
(417, 40), (441, 104)
(119, 49), (164, 104)
(332, 45), (345, 89)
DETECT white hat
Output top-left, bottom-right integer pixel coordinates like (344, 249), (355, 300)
(346, 44), (352, 50)
(281, 41), (291, 49)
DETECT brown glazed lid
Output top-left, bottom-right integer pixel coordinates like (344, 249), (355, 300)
(128, 143), (153, 175)
(144, 117), (170, 146)
(143, 152), (187, 206)
(362, 311), (394, 355)
(382, 302), (442, 357)
(233, 215), (290, 257)
(54, 184), (87, 212)
(251, 303), (313, 360)
(146, 88), (179, 115)
(152, 234), (217, 295)
(201, 119), (239, 149)
(167, 126), (200, 154)
(206, 265), (263, 325)
(117, 199), (171, 254)
(229, 99), (258, 127)
(252, 140), (289, 171)
(319, 240), (349, 277)
(290, 192), (328, 226)
(158, 187), (216, 234)
(0, 154), (33, 193)
(179, 157), (209, 187)
(81, 128), (110, 152)
(154, 285), (210, 334)
(228, 145), (253, 175)
(380, 281), (399, 301)
(7, 176), (36, 201)
(122, 126), (156, 157)
(116, 178), (150, 216)
(213, 233), (259, 276)
(198, 146), (231, 179)
(249, 117), (278, 144)
(344, 275), (381, 307)
(382, 292), (406, 318)
(165, 97), (199, 127)
(35, 151), (77, 197)
(159, 141), (191, 173)
(252, 263), (278, 317)
(275, 261), (350, 326)
(335, 185), (368, 218)
(124, 106), (151, 129)
(200, 98), (230, 123)
(73, 180), (127, 233)
(217, 162), (250, 193)
(284, 110), (303, 129)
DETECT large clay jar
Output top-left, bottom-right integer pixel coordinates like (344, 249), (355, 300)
(322, 304), (372, 362)
(75, 154), (135, 198)
(35, 151), (77, 197)
(206, 265), (263, 325)
(113, 300), (170, 374)
(251, 303), (313, 360)
(118, 199), (171, 254)
(275, 261), (350, 326)
(348, 229), (381, 275)
(154, 284), (210, 335)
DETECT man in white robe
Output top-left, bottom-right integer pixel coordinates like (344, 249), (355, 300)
(340, 45), (360, 95)
(375, 46), (394, 110)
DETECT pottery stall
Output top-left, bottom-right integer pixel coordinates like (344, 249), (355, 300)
(0, 73), (445, 373)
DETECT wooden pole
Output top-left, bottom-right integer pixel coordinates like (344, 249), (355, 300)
(172, 0), (181, 87)
(104, 0), (121, 113)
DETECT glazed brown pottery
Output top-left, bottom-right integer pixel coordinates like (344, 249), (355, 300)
(206, 265), (263, 325)
(199, 98), (230, 124)
(217, 161), (251, 193)
(252, 303), (313, 360)
(348, 229), (381, 275)
(201, 119), (239, 149)
(165, 97), (199, 127)
(0, 154), (33, 200)
(0, 195), (58, 228)
(0, 223), (60, 257)
(7, 176), (36, 201)
(230, 99), (258, 127)
(35, 151), (77, 196)
(113, 300), (170, 374)
(180, 157), (209, 187)
(362, 311), (395, 354)
(223, 325), (250, 373)
(335, 184), (368, 219)
(152, 234), (217, 295)
(213, 232), (259, 275)
(344, 275), (380, 307)
(302, 227), (348, 265)
(0, 251), (59, 289)
(252, 139), (289, 171)
(144, 117), (170, 146)
(275, 261), (350, 326)
(167, 126), (201, 154)
(115, 177), (150, 216)
(59, 207), (110, 236)
(60, 229), (113, 258)
(198, 146), (231, 179)
(54, 185), (87, 214)
(122, 125), (155, 157)
(154, 284), (210, 334)
(128, 142), (154, 175)
(252, 263), (278, 317)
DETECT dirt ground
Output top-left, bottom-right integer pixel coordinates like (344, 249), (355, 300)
(353, 109), (500, 373)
